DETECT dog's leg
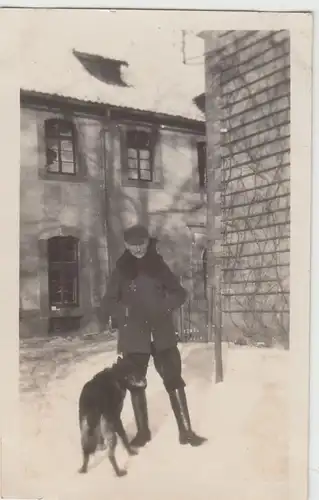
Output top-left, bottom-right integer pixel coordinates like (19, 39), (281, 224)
(97, 426), (107, 451)
(115, 419), (138, 456)
(78, 425), (92, 473)
(78, 418), (99, 474)
(108, 432), (127, 477)
(101, 417), (127, 477)
(79, 452), (90, 474)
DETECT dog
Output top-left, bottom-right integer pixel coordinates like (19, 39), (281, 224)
(78, 356), (140, 477)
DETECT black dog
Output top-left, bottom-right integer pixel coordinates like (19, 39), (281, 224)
(78, 356), (140, 477)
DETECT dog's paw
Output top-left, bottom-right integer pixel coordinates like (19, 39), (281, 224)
(128, 447), (138, 456)
(117, 469), (127, 477)
(78, 467), (87, 474)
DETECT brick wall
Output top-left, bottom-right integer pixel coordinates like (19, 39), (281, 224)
(204, 31), (290, 347)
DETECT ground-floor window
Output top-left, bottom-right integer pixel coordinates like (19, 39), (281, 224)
(47, 235), (79, 308)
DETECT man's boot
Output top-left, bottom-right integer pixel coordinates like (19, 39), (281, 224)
(168, 387), (207, 446)
(130, 389), (151, 447)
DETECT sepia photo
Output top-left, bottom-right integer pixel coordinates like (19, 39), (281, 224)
(0, 8), (313, 500)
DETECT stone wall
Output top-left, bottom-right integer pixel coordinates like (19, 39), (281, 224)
(20, 107), (109, 337)
(104, 121), (206, 277)
(20, 101), (206, 337)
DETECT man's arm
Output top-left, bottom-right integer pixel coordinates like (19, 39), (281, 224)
(158, 258), (188, 312)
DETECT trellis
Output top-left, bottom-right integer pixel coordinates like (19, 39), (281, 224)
(203, 30), (290, 351)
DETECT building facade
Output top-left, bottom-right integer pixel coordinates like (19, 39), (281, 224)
(20, 92), (207, 338)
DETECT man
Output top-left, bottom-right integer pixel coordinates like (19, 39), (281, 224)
(100, 224), (207, 448)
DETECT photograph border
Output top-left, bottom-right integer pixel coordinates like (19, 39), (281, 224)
(0, 8), (313, 500)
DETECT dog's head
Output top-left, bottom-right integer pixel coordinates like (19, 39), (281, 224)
(110, 356), (133, 382)
(110, 356), (147, 389)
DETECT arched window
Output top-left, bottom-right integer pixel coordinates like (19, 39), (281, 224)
(45, 118), (77, 175)
(48, 236), (79, 307)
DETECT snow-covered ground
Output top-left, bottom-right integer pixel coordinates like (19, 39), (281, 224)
(14, 339), (289, 500)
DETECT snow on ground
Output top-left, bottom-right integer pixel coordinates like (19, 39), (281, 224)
(15, 338), (289, 500)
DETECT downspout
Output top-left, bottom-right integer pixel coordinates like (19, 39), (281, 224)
(200, 30), (224, 383)
(100, 106), (112, 276)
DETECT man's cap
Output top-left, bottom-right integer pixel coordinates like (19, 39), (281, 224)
(124, 224), (150, 245)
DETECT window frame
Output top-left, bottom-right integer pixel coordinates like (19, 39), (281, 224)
(120, 123), (162, 189)
(196, 140), (207, 190)
(126, 129), (154, 183)
(44, 118), (77, 176)
(47, 236), (80, 309)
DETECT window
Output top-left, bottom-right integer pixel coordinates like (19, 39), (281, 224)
(126, 130), (153, 182)
(197, 141), (207, 189)
(45, 119), (77, 175)
(48, 236), (79, 308)
(73, 50), (129, 87)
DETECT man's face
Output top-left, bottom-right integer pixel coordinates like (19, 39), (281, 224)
(125, 239), (149, 259)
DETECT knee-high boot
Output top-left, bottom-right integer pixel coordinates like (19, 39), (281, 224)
(168, 387), (207, 446)
(130, 389), (152, 447)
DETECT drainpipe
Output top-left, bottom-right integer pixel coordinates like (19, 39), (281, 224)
(101, 107), (112, 276)
(200, 30), (224, 383)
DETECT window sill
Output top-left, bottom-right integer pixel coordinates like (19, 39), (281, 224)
(49, 306), (82, 316)
(121, 177), (164, 190)
(39, 170), (88, 183)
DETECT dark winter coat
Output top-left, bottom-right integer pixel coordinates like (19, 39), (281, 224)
(100, 239), (187, 354)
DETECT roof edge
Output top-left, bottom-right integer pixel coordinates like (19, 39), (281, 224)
(20, 89), (205, 132)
